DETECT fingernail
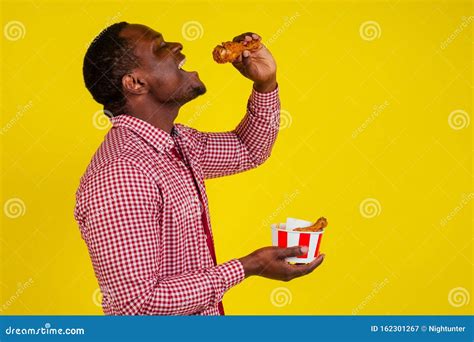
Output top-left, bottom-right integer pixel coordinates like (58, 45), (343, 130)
(300, 246), (309, 253)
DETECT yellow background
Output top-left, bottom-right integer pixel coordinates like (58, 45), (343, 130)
(1, 0), (472, 315)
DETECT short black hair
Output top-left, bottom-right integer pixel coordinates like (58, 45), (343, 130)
(83, 22), (139, 117)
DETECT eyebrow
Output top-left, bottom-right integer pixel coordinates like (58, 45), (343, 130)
(150, 33), (163, 52)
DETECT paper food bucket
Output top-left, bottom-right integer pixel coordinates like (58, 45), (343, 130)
(271, 222), (324, 264)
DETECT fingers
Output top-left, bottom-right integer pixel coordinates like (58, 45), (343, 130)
(307, 253), (325, 271)
(278, 246), (308, 259)
(291, 254), (325, 277)
(231, 49), (252, 70)
(231, 55), (243, 70)
(232, 32), (261, 45)
(229, 32), (262, 68)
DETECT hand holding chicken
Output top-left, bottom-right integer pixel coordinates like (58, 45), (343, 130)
(212, 32), (277, 93)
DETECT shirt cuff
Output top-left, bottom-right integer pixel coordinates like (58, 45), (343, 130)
(247, 84), (280, 119)
(250, 84), (279, 107)
(215, 259), (245, 291)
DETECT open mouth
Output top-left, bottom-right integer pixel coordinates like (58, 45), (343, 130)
(177, 56), (198, 78)
(178, 57), (186, 70)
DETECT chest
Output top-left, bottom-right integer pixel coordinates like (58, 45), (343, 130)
(148, 144), (208, 226)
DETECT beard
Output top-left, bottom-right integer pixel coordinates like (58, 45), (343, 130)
(170, 81), (206, 105)
(190, 83), (206, 97)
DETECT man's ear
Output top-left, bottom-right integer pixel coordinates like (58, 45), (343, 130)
(122, 72), (148, 95)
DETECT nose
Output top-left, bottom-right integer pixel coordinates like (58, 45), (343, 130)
(171, 42), (183, 54)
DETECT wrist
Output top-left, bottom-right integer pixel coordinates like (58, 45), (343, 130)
(253, 77), (277, 93)
(238, 253), (260, 278)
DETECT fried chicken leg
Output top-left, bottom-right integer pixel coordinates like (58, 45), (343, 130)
(212, 40), (261, 64)
(293, 217), (328, 232)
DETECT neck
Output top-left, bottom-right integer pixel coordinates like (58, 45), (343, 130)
(127, 100), (181, 134)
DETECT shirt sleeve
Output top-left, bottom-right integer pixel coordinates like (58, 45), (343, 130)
(183, 85), (280, 179)
(79, 160), (245, 315)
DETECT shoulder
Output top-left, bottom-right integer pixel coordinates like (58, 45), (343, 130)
(79, 128), (159, 192)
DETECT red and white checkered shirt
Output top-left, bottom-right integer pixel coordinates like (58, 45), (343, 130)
(74, 86), (280, 315)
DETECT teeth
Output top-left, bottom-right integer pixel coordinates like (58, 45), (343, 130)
(178, 58), (186, 69)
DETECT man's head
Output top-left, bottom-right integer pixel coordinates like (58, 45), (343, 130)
(83, 22), (206, 117)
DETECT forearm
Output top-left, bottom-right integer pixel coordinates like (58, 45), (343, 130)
(253, 76), (277, 93)
(238, 253), (260, 278)
(233, 84), (280, 166)
(120, 259), (244, 315)
(187, 84), (281, 179)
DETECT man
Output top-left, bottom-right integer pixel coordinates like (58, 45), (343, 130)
(75, 22), (324, 315)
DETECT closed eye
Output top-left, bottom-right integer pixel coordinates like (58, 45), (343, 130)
(153, 38), (167, 53)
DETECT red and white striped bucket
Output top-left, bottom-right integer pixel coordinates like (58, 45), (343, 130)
(271, 223), (324, 264)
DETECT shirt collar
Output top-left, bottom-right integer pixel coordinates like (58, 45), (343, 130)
(110, 115), (180, 153)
